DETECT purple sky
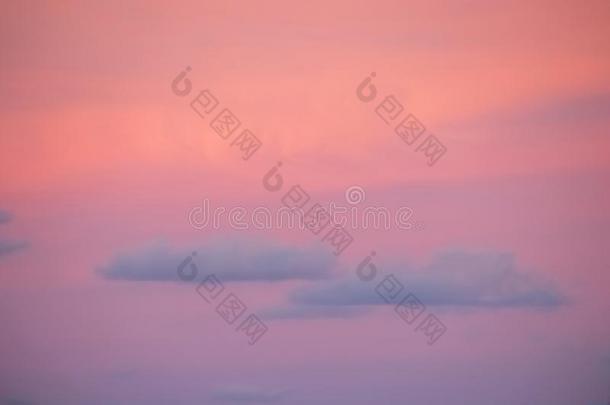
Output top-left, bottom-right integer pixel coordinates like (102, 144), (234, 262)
(1, 1), (610, 404)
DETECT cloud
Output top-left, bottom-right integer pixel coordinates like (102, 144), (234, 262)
(210, 385), (288, 403)
(98, 237), (336, 283)
(0, 210), (28, 257)
(0, 240), (28, 257)
(0, 209), (13, 224)
(451, 92), (610, 137)
(505, 92), (610, 127)
(270, 250), (564, 318)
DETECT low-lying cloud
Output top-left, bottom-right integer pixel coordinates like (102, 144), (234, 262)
(267, 250), (564, 319)
(98, 237), (336, 283)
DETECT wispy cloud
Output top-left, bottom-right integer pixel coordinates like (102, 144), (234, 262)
(449, 91), (610, 137)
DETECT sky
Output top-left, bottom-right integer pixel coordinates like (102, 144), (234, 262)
(1, 0), (610, 404)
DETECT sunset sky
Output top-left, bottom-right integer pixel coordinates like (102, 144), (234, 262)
(1, 1), (610, 404)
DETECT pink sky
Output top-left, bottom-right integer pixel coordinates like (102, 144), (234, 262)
(1, 1), (610, 404)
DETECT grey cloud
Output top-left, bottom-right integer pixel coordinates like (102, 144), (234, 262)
(98, 237), (336, 283)
(0, 210), (13, 224)
(0, 210), (28, 258)
(273, 250), (564, 318)
(0, 240), (28, 257)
